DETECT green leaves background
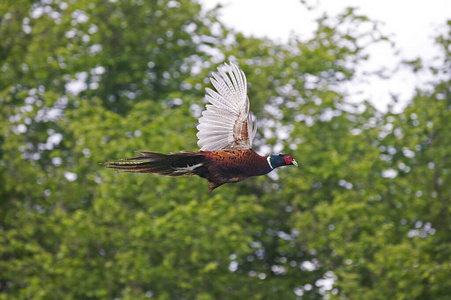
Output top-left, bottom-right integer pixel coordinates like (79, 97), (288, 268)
(1, 1), (450, 299)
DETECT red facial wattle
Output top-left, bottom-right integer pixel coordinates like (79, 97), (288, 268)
(284, 155), (293, 165)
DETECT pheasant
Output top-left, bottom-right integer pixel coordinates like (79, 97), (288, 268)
(105, 62), (297, 191)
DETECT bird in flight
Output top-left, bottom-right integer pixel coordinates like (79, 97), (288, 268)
(105, 62), (297, 191)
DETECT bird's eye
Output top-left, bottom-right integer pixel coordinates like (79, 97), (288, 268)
(284, 155), (293, 164)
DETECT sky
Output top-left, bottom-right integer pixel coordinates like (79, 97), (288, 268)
(199, 0), (451, 111)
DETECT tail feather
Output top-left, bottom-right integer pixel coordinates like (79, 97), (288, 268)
(104, 151), (205, 177)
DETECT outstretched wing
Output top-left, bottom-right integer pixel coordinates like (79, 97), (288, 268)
(196, 62), (257, 151)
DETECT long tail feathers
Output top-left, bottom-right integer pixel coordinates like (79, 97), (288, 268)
(104, 151), (205, 177)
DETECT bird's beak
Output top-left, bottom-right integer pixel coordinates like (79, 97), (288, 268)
(292, 160), (298, 167)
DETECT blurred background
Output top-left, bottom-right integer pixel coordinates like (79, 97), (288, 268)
(1, 0), (450, 299)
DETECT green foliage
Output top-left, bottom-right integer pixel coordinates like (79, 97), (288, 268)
(1, 0), (450, 299)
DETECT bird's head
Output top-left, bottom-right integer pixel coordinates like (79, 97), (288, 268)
(268, 153), (298, 169)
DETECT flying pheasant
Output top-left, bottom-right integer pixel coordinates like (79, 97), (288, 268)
(105, 62), (297, 191)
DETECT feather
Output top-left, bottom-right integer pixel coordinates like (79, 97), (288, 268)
(197, 62), (257, 151)
(104, 151), (205, 177)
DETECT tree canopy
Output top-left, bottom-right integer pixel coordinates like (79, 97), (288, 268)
(1, 1), (450, 299)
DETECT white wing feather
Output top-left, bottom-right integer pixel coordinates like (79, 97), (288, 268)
(197, 63), (257, 151)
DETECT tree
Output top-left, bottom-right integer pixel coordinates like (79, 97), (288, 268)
(1, 0), (450, 298)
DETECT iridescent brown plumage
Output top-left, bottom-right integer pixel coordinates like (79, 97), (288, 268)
(105, 149), (275, 192)
(105, 63), (297, 191)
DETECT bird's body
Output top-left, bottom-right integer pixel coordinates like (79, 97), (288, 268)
(202, 149), (273, 177)
(106, 149), (273, 191)
(105, 63), (297, 191)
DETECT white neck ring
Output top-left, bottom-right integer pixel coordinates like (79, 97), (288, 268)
(267, 156), (274, 169)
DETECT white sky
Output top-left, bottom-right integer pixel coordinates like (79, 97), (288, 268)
(199, 0), (451, 111)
